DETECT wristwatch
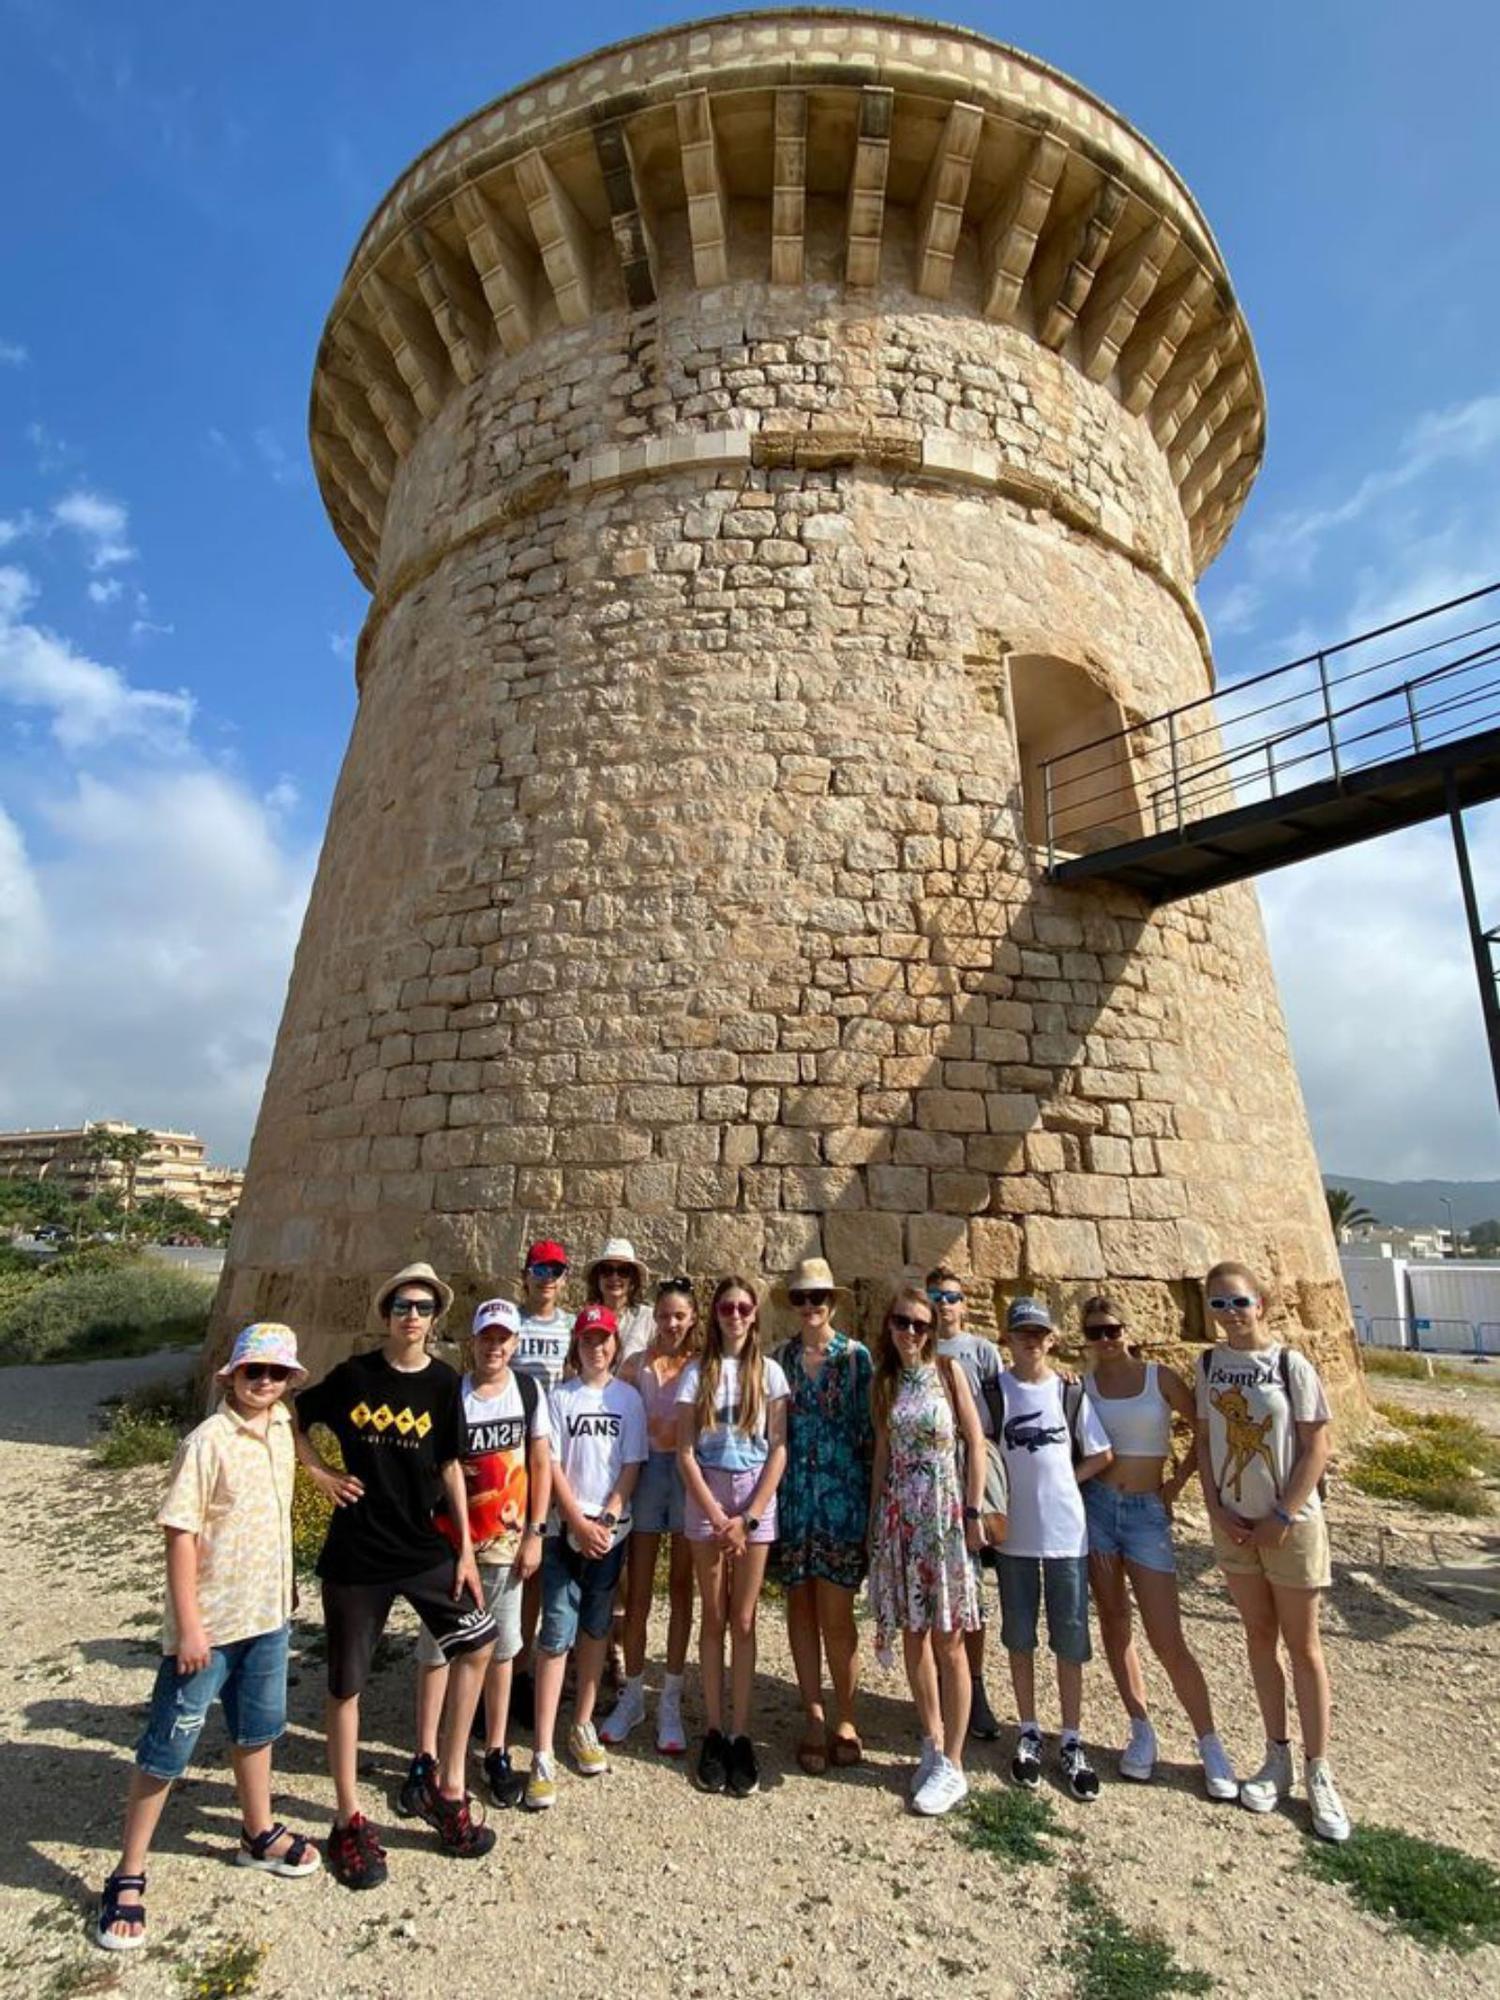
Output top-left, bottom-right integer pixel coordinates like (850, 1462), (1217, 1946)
(744, 1513), (761, 1533)
(526, 1522), (546, 1538)
(963, 1505), (981, 1522)
(601, 1510), (618, 1528)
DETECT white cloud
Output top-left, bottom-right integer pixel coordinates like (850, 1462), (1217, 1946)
(87, 577), (124, 605)
(53, 488), (136, 570)
(0, 566), (192, 752)
(253, 428), (304, 487)
(0, 340), (26, 368)
(328, 629), (354, 661)
(0, 512), (37, 551)
(0, 767), (313, 1158)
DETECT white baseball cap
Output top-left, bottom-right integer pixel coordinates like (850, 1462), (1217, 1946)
(472, 1297), (521, 1338)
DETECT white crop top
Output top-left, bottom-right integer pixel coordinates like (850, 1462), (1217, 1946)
(1084, 1364), (1173, 1458)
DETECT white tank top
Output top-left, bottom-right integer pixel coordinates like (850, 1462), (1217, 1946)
(1084, 1364), (1172, 1458)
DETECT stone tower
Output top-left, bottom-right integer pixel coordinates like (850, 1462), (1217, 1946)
(212, 10), (1354, 1396)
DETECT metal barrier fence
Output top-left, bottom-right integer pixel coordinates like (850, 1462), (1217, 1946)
(1357, 1314), (1500, 1357)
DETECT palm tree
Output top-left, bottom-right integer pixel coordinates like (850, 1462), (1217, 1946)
(112, 1128), (158, 1236)
(1326, 1186), (1377, 1239)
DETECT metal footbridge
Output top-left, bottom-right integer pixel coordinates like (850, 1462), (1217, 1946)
(1040, 582), (1500, 1107)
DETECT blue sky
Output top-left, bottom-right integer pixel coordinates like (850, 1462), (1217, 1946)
(1, 1), (1498, 1179)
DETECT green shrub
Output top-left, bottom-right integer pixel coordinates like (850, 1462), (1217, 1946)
(1306, 1823), (1500, 1953)
(956, 1787), (1071, 1867)
(93, 1375), (201, 1469)
(290, 1427), (345, 1573)
(1374, 1402), (1500, 1476)
(1349, 1436), (1490, 1516)
(0, 1262), (213, 1365)
(1361, 1348), (1434, 1381)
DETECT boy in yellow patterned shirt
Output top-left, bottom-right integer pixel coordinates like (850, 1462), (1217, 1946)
(96, 1324), (323, 1952)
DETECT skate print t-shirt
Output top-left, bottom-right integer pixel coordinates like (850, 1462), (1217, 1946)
(434, 1372), (550, 1565)
(996, 1371), (1111, 1559)
(296, 1351), (464, 1583)
(1196, 1344), (1330, 1522)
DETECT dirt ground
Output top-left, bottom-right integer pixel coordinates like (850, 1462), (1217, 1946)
(0, 1353), (1496, 2000)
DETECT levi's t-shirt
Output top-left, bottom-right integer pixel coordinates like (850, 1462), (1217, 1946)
(515, 1309), (571, 1394)
(996, 1371), (1111, 1560)
(1195, 1343), (1330, 1522)
(296, 1350), (464, 1583)
(433, 1371), (550, 1565)
(676, 1356), (790, 1472)
(547, 1375), (648, 1529)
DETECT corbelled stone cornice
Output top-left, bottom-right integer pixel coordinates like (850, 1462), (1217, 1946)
(311, 9), (1264, 591)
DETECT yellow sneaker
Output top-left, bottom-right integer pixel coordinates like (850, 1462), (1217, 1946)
(524, 1752), (557, 1811)
(569, 1721), (609, 1776)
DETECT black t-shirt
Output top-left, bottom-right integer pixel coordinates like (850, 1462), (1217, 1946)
(297, 1350), (464, 1584)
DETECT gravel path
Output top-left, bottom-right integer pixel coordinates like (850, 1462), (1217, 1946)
(0, 1354), (1496, 1999)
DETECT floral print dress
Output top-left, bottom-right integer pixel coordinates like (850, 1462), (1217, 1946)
(772, 1333), (874, 1590)
(869, 1364), (979, 1661)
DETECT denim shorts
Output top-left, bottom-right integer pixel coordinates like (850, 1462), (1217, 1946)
(538, 1534), (629, 1655)
(996, 1555), (1092, 1664)
(1083, 1482), (1177, 1575)
(633, 1451), (685, 1536)
(135, 1622), (290, 1781)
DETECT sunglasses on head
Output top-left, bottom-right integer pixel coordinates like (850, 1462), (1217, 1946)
(717, 1299), (755, 1318)
(889, 1312), (933, 1335)
(388, 1298), (437, 1318)
(1084, 1322), (1125, 1341)
(656, 1275), (694, 1297)
(927, 1288), (963, 1305)
(240, 1363), (293, 1383)
(789, 1289), (832, 1308)
(528, 1261), (567, 1280)
(1207, 1294), (1257, 1312)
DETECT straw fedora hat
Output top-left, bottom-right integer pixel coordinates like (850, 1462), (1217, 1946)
(771, 1256), (853, 1312)
(372, 1261), (454, 1320)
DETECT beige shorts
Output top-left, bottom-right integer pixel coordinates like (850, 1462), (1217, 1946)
(1211, 1511), (1331, 1590)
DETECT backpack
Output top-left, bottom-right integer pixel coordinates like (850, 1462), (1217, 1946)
(1198, 1346), (1328, 1503)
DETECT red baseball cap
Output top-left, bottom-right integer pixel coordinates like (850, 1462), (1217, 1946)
(525, 1239), (568, 1269)
(573, 1303), (618, 1337)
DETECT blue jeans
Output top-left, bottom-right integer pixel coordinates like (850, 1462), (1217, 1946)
(537, 1535), (628, 1655)
(135, 1623), (290, 1781)
(996, 1555), (1092, 1664)
(1083, 1482), (1177, 1574)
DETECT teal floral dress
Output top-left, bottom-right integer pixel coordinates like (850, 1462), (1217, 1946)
(771, 1333), (874, 1590)
(869, 1365), (979, 1662)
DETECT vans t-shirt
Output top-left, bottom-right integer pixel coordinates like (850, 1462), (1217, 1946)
(676, 1356), (790, 1472)
(1196, 1344), (1330, 1522)
(434, 1371), (550, 1565)
(996, 1371), (1111, 1559)
(515, 1309), (571, 1393)
(548, 1375), (648, 1530)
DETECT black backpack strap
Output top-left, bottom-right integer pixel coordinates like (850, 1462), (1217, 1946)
(1061, 1378), (1085, 1464)
(516, 1366), (539, 1431)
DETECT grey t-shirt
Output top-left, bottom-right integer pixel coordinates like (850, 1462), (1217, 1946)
(937, 1333), (1004, 1439)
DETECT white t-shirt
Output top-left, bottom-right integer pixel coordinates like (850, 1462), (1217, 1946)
(1196, 1343), (1330, 1522)
(515, 1309), (571, 1393)
(615, 1303), (655, 1362)
(547, 1375), (647, 1532)
(996, 1371), (1112, 1559)
(454, 1372), (550, 1564)
(676, 1355), (790, 1472)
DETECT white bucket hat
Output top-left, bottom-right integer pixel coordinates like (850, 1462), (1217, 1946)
(586, 1237), (649, 1291)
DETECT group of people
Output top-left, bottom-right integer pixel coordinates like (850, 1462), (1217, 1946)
(97, 1235), (1349, 1951)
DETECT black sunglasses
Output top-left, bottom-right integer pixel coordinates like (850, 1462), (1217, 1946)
(889, 1312), (933, 1335)
(1084, 1322), (1125, 1341)
(241, 1363), (293, 1383)
(388, 1298), (437, 1318)
(596, 1263), (632, 1280)
(656, 1276), (694, 1296)
(789, 1289), (832, 1307)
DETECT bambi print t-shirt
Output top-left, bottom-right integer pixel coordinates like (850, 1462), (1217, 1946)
(1196, 1344), (1330, 1522)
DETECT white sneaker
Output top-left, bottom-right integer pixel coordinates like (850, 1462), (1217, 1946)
(568, 1720), (609, 1776)
(1198, 1732), (1239, 1802)
(1306, 1759), (1351, 1843)
(1239, 1739), (1294, 1814)
(1118, 1716), (1158, 1783)
(656, 1683), (686, 1757)
(908, 1735), (940, 1798)
(598, 1678), (646, 1746)
(912, 1756), (969, 1817)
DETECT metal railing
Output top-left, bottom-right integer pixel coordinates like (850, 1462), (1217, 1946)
(1040, 583), (1500, 864)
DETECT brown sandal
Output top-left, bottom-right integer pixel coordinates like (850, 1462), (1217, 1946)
(795, 1734), (829, 1776)
(828, 1731), (863, 1769)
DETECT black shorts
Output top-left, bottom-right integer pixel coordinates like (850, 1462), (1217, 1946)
(321, 1558), (497, 1699)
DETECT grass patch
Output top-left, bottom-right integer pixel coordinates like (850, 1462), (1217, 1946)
(93, 1376), (200, 1468)
(1350, 1406), (1494, 1514)
(0, 1259), (213, 1365)
(1305, 1823), (1500, 1954)
(1064, 1873), (1212, 1999)
(956, 1786), (1072, 1868)
(176, 1936), (265, 1999)
(1362, 1348), (1500, 1393)
(1374, 1402), (1500, 1475)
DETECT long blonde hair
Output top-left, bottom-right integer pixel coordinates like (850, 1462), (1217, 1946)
(695, 1275), (766, 1440)
(871, 1286), (939, 1432)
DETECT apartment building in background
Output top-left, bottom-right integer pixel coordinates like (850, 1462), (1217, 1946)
(0, 1122), (245, 1222)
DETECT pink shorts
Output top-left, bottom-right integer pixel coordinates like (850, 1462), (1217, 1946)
(685, 1463), (777, 1544)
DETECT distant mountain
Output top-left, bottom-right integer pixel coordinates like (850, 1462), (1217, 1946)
(1322, 1174), (1500, 1230)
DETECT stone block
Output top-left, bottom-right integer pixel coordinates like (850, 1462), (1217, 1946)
(869, 1165), (930, 1211)
(969, 1217), (1023, 1278)
(907, 1214), (970, 1272)
(678, 1165), (741, 1208)
(932, 1170), (991, 1214)
(1099, 1220), (1183, 1274)
(782, 1166), (865, 1210)
(824, 1210), (905, 1275)
(1023, 1217), (1105, 1279)
(916, 1089), (986, 1133)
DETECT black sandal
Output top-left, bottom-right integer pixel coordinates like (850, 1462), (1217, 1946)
(96, 1871), (147, 1952)
(236, 1822), (320, 1876)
